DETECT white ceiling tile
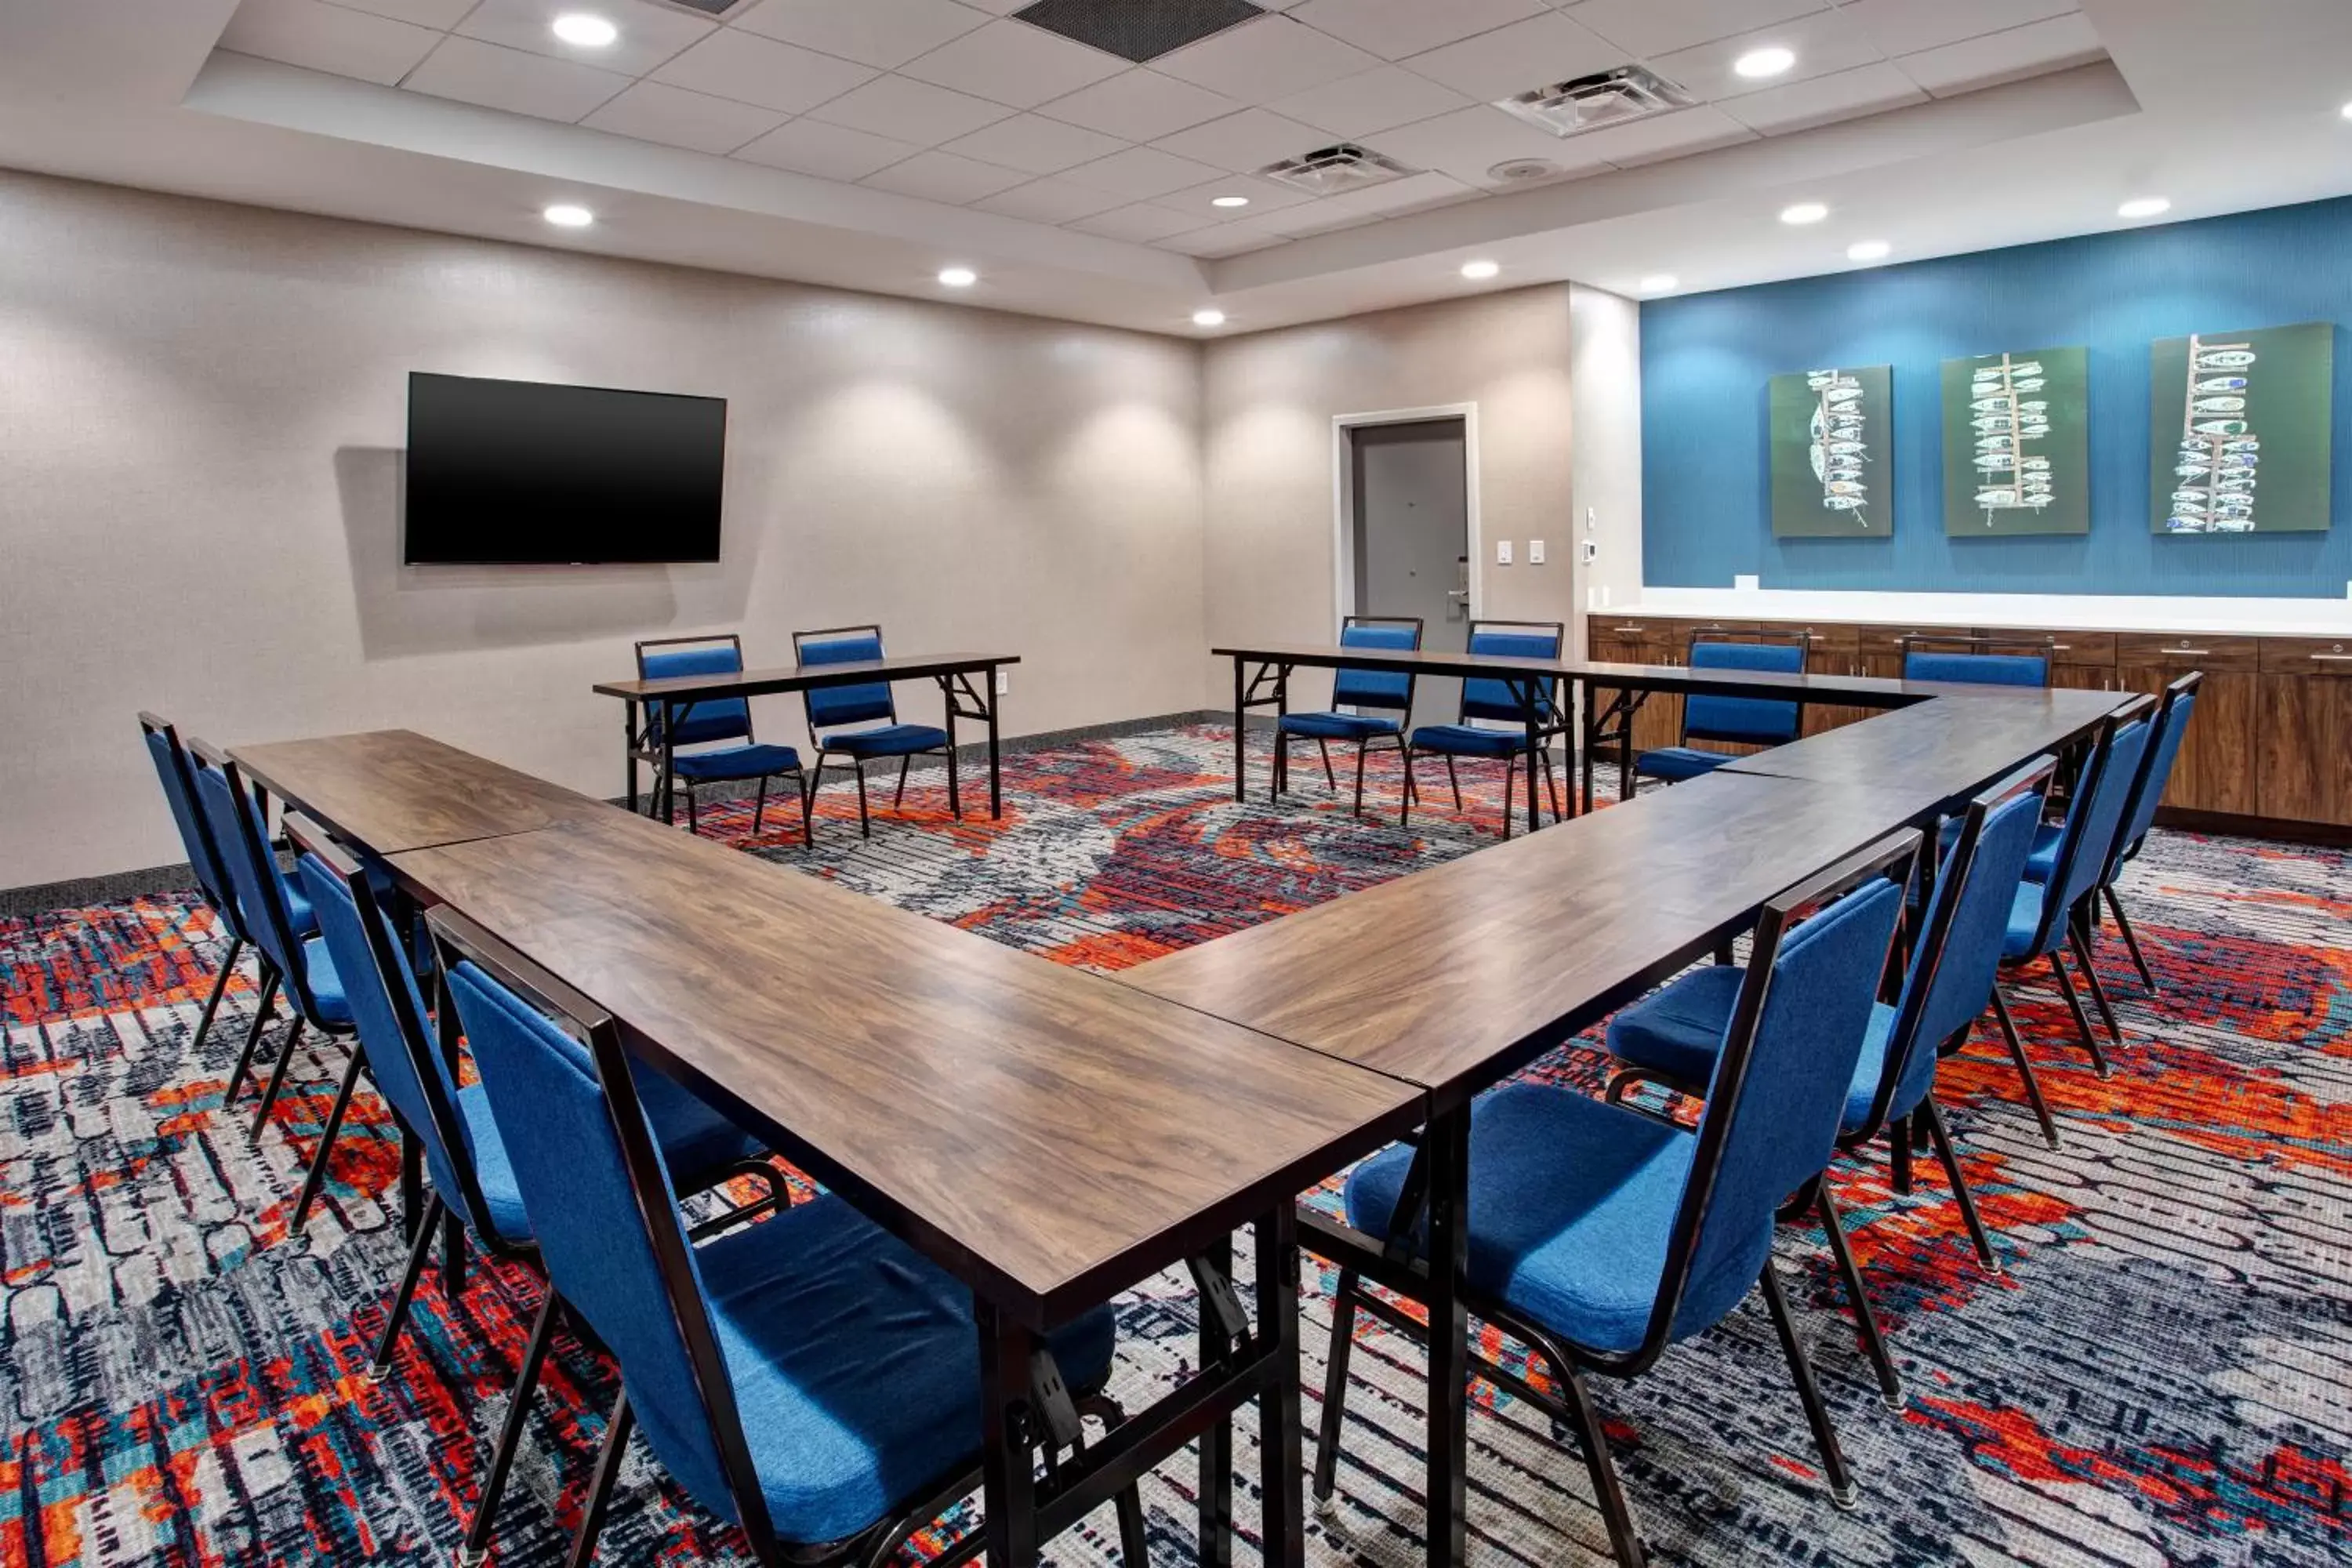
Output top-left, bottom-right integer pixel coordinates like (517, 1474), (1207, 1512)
(1263, 169), (1477, 233)
(731, 0), (993, 71)
(1154, 16), (1381, 103)
(1159, 172), (1319, 220)
(579, 80), (788, 154)
(1149, 107), (1327, 172)
(1717, 61), (1924, 133)
(804, 72), (1014, 142)
(1648, 10), (1886, 105)
(1272, 64), (1473, 139)
(1568, 0), (1831, 59)
(326, 0), (476, 27)
(898, 18), (1128, 109)
(454, 0), (713, 77)
(1059, 144), (1230, 199)
(733, 117), (924, 179)
(1034, 70), (1242, 141)
(940, 112), (1129, 174)
(651, 31), (878, 114)
(1399, 11), (1628, 101)
(220, 0), (442, 87)
(1288, 0), (1546, 62)
(970, 175), (1131, 222)
(1838, 0), (2082, 60)
(1571, 103), (1755, 166)
(403, 35), (632, 121)
(1155, 218), (1291, 257)
(859, 147), (1031, 201)
(1067, 202), (1203, 242)
(1896, 13), (2104, 97)
(1364, 103), (1611, 187)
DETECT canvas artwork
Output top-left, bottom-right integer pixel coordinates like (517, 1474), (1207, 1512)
(2151, 322), (2334, 533)
(1769, 365), (1892, 537)
(1941, 346), (2090, 535)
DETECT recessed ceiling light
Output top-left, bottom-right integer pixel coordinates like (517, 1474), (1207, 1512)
(543, 203), (593, 228)
(1846, 240), (1891, 262)
(1733, 46), (1796, 79)
(2341, 100), (2352, 120)
(1639, 274), (1678, 293)
(1460, 259), (1501, 280)
(1780, 201), (1828, 225)
(2118, 196), (2171, 219)
(550, 13), (617, 49)
(1193, 308), (1227, 328)
(1210, 194), (1250, 209)
(938, 267), (978, 288)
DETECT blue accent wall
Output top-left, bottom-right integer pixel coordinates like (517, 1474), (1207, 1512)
(1640, 196), (2352, 597)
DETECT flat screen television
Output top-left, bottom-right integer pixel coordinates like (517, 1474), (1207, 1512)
(403, 372), (726, 564)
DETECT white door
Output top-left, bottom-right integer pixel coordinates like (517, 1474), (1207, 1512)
(1351, 418), (1469, 731)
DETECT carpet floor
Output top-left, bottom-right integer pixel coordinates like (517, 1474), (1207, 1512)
(2, 724), (2346, 1566)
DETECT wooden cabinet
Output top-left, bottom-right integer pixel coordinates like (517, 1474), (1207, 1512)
(2114, 633), (2260, 817)
(2259, 637), (2352, 823)
(2046, 631), (2116, 693)
(1857, 625), (1978, 681)
(1587, 619), (1680, 755)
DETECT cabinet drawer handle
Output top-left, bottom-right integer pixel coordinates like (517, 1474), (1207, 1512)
(1611, 626), (1644, 633)
(2049, 644), (2071, 652)
(2310, 653), (2352, 662)
(2161, 648), (2212, 657)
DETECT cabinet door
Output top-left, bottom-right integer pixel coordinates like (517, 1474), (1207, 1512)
(2114, 634), (2260, 816)
(1795, 622), (1865, 735)
(1860, 625), (1978, 680)
(2046, 630), (2114, 693)
(2258, 638), (2352, 824)
(1585, 622), (1673, 757)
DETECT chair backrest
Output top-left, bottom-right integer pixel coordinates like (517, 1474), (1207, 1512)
(187, 740), (325, 1016)
(2111, 672), (2199, 869)
(1459, 621), (1564, 726)
(796, 624), (897, 733)
(1639, 833), (1916, 1361)
(432, 909), (778, 1548)
(1682, 634), (1807, 746)
(1332, 616), (1423, 713)
(1853, 760), (2056, 1137)
(2025, 697), (2157, 956)
(1900, 635), (2053, 688)
(139, 713), (237, 928)
(637, 636), (754, 750)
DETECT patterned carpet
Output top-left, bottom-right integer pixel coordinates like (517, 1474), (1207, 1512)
(2, 724), (2347, 1566)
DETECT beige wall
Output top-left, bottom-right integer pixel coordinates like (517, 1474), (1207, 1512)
(0, 171), (1208, 886)
(1199, 286), (1580, 707)
(1569, 284), (1644, 649)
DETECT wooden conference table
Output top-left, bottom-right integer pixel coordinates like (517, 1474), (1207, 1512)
(593, 651), (1018, 822)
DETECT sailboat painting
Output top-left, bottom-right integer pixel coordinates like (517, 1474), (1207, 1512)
(1941, 346), (2089, 535)
(1769, 364), (1891, 537)
(2150, 322), (2332, 534)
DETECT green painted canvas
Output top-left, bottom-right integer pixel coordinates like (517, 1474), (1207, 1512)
(2151, 322), (2334, 534)
(1941, 346), (2089, 535)
(1769, 365), (1891, 537)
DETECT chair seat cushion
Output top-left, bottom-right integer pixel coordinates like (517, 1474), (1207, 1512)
(2020, 822), (2063, 882)
(282, 884), (317, 938)
(1632, 746), (1735, 782)
(453, 1082), (535, 1245)
(822, 725), (949, 760)
(1345, 1085), (1697, 1356)
(1410, 724), (1526, 757)
(1608, 967), (1910, 1134)
(637, 1194), (1118, 1547)
(671, 744), (803, 782)
(1279, 711), (1401, 741)
(298, 936), (352, 1027)
(2004, 880), (2051, 960)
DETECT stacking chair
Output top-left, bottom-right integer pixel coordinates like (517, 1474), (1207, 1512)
(1602, 760), (2057, 1403)
(636, 636), (811, 846)
(139, 714), (269, 1056)
(1316, 834), (1917, 1562)
(1276, 615), (1423, 818)
(431, 909), (1149, 1568)
(794, 624), (954, 840)
(1401, 620), (1566, 839)
(1628, 632), (1808, 793)
(292, 820), (782, 1565)
(1899, 634), (2054, 688)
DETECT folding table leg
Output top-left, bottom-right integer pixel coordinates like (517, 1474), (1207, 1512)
(1424, 1109), (1470, 1568)
(1256, 1206), (1305, 1568)
(977, 1301), (1041, 1568)
(1194, 1233), (1235, 1568)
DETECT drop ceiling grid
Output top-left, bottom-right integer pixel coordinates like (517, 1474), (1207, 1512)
(213, 0), (2102, 258)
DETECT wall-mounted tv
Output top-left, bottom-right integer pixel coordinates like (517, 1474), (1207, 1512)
(404, 372), (726, 564)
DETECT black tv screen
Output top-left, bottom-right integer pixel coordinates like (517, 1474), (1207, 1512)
(404, 372), (725, 564)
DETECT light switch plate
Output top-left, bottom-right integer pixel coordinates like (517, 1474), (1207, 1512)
(1528, 539), (1547, 564)
(996, 670), (1010, 695)
(1496, 539), (1513, 565)
(1734, 574), (1761, 592)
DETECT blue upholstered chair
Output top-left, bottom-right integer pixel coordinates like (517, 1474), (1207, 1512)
(1403, 620), (1566, 839)
(140, 713), (270, 1056)
(1899, 635), (2053, 688)
(794, 624), (953, 841)
(1631, 633), (1809, 791)
(1277, 615), (1423, 818)
(637, 636), (811, 847)
(1602, 761), (2056, 1403)
(430, 909), (1147, 1568)
(1316, 835), (1918, 1558)
(292, 819), (780, 1565)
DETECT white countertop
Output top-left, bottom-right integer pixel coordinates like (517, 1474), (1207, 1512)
(1598, 588), (2352, 637)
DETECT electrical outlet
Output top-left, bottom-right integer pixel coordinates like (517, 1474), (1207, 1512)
(1579, 539), (1599, 565)
(995, 670), (1010, 695)
(1496, 539), (1513, 566)
(1528, 539), (1546, 564)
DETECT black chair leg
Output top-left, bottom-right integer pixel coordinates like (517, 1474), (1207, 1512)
(2067, 920), (2125, 1046)
(1887, 1115), (1913, 1197)
(250, 1017), (308, 1138)
(462, 1289), (562, 1567)
(369, 1193), (443, 1381)
(1500, 754), (1515, 841)
(2046, 951), (2111, 1078)
(1540, 747), (1564, 822)
(1989, 986), (2063, 1149)
(1555, 1360), (1646, 1566)
(1759, 1261), (1858, 1510)
(1316, 738), (1337, 792)
(191, 933), (245, 1054)
(753, 778), (768, 836)
(1399, 749), (1415, 827)
(564, 1393), (634, 1568)
(1444, 754), (1463, 810)
(1351, 742), (1370, 818)
(798, 771), (815, 851)
(1816, 1185), (1902, 1409)
(289, 1045), (368, 1232)
(1073, 1393), (1151, 1567)
(1312, 1266), (1360, 1504)
(1921, 1099), (2002, 1275)
(895, 753), (911, 808)
(853, 764), (871, 839)
(2105, 884), (2158, 993)
(223, 964), (281, 1105)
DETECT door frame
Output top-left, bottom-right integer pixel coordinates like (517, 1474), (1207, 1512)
(1332, 403), (1483, 634)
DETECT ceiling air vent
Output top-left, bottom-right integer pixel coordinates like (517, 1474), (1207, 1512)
(654, 0), (750, 16)
(1496, 66), (1696, 139)
(1256, 143), (1414, 198)
(1013, 0), (1265, 64)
